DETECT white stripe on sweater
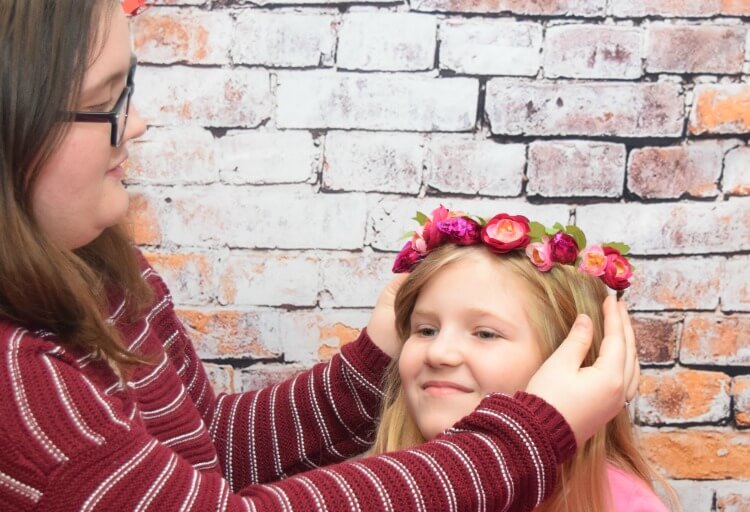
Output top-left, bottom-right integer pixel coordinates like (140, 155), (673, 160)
(307, 371), (346, 460)
(0, 469), (42, 503)
(225, 394), (242, 490)
(408, 450), (456, 512)
(322, 363), (370, 447)
(134, 452), (178, 512)
(81, 439), (158, 512)
(339, 352), (383, 397)
(288, 375), (317, 471)
(477, 408), (545, 506)
(350, 462), (393, 512)
(8, 329), (68, 463)
(294, 476), (327, 512)
(321, 468), (361, 511)
(434, 440), (486, 512)
(178, 471), (201, 512)
(380, 455), (426, 512)
(269, 384), (287, 480)
(41, 355), (106, 446)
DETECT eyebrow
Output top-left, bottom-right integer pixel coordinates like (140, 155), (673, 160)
(464, 307), (520, 333)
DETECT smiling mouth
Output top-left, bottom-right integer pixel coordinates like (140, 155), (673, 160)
(422, 381), (472, 396)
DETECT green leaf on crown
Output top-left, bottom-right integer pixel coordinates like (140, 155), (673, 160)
(414, 211), (429, 226)
(602, 242), (630, 255)
(529, 221), (547, 241)
(565, 224), (587, 250)
(400, 230), (415, 241)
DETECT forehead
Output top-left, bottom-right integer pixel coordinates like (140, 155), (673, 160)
(416, 252), (531, 310)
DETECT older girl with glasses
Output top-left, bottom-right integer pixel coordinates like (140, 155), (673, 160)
(0, 1), (638, 510)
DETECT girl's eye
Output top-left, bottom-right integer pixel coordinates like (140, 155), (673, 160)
(475, 330), (500, 340)
(415, 326), (437, 337)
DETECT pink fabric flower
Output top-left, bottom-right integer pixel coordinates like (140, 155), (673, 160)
(481, 214), (530, 254)
(436, 217), (482, 246)
(550, 232), (579, 264)
(525, 237), (553, 271)
(411, 205), (449, 253)
(600, 247), (633, 290)
(578, 245), (607, 277)
(392, 241), (423, 273)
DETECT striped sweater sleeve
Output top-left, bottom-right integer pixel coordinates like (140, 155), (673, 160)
(203, 330), (391, 489)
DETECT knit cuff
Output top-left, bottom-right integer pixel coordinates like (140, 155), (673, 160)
(340, 328), (393, 389)
(513, 391), (577, 464)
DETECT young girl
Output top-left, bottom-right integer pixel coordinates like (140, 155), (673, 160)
(0, 1), (639, 510)
(371, 206), (676, 512)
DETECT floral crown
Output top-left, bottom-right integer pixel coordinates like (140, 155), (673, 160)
(392, 205), (634, 291)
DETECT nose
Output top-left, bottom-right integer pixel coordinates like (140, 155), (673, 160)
(124, 103), (147, 142)
(424, 330), (464, 368)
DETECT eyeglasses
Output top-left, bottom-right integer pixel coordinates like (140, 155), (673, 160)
(70, 56), (137, 148)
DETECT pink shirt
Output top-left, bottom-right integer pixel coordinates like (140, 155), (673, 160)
(607, 464), (669, 511)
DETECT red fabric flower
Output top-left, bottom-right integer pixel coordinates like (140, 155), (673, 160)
(436, 217), (482, 246)
(600, 247), (633, 290)
(481, 214), (530, 254)
(393, 241), (423, 273)
(550, 232), (579, 264)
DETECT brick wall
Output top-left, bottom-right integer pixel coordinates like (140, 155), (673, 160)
(128, 1), (750, 509)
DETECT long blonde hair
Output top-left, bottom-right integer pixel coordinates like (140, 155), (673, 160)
(370, 245), (676, 511)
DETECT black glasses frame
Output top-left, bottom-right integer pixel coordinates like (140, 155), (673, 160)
(71, 56), (137, 148)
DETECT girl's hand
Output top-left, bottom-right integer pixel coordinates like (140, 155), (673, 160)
(366, 274), (409, 358)
(526, 296), (639, 447)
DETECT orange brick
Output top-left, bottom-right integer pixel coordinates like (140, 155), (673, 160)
(126, 192), (161, 245)
(176, 309), (281, 360)
(690, 85), (750, 135)
(641, 430), (750, 479)
(317, 322), (361, 361)
(631, 315), (680, 364)
(733, 376), (750, 427)
(142, 252), (214, 305)
(721, 0), (750, 14)
(203, 363), (236, 395)
(637, 369), (730, 424)
(680, 315), (750, 366)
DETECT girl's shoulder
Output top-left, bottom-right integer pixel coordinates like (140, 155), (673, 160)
(606, 463), (670, 512)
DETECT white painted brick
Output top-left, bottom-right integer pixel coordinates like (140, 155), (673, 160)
(440, 19), (542, 76)
(626, 257), (723, 311)
(664, 480), (714, 511)
(277, 71), (478, 131)
(323, 131), (424, 193)
(486, 80), (684, 137)
(177, 307), (283, 360)
(150, 0), (209, 7)
(723, 255), (750, 312)
(609, 0), (721, 18)
(203, 363), (237, 395)
(218, 131), (318, 185)
(543, 25), (643, 79)
(218, 251), (320, 307)
(724, 145), (750, 195)
(278, 309), (371, 365)
(338, 13), (436, 71)
(126, 126), (218, 185)
(233, 12), (336, 68)
(367, 197), (570, 251)
(426, 135), (525, 196)
(248, 0), (398, 5)
(527, 141), (626, 197)
(576, 200), (750, 255)
(138, 67), (271, 127)
(320, 252), (395, 308)
(238, 363), (308, 392)
(144, 251), (216, 306)
(412, 0), (605, 16)
(150, 185), (368, 249)
(132, 8), (232, 65)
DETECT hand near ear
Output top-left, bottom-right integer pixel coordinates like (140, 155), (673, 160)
(367, 273), (409, 358)
(526, 296), (639, 447)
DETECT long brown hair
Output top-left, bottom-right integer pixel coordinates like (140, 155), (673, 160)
(370, 245), (678, 511)
(0, 0), (152, 371)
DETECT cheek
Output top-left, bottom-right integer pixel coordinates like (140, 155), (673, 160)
(474, 346), (543, 394)
(398, 342), (422, 383)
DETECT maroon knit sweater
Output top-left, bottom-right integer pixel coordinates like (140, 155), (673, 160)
(0, 260), (576, 511)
